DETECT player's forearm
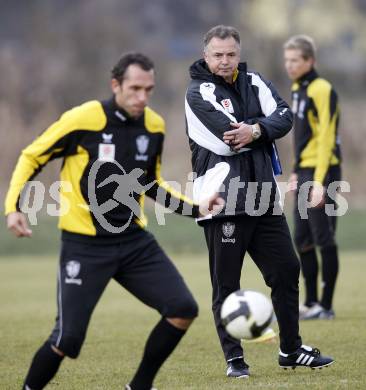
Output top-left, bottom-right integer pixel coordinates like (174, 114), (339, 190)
(4, 153), (41, 214)
(147, 180), (200, 218)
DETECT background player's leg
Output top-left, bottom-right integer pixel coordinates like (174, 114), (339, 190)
(294, 173), (318, 308)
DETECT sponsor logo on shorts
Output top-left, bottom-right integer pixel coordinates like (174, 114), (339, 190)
(65, 260), (82, 285)
(222, 222), (236, 243)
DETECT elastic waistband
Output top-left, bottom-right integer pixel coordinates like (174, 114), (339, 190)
(61, 227), (145, 245)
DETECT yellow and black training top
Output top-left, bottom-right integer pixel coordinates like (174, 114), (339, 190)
(5, 98), (199, 242)
(292, 69), (341, 184)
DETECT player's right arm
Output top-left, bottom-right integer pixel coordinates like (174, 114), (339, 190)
(5, 101), (105, 237)
(5, 111), (77, 216)
(5, 113), (75, 237)
(7, 212), (32, 237)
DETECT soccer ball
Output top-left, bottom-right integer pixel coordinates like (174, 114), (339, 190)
(220, 290), (274, 340)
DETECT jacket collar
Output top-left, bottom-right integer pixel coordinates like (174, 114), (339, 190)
(103, 96), (144, 125)
(297, 68), (318, 87)
(189, 59), (247, 85)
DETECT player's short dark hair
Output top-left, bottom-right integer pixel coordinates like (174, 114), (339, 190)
(111, 52), (154, 83)
(283, 35), (316, 60)
(203, 25), (241, 50)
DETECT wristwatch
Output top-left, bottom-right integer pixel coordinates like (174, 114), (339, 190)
(251, 123), (261, 140)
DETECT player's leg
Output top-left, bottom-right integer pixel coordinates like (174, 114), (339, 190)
(248, 214), (302, 355)
(294, 169), (319, 311)
(307, 166), (341, 317)
(203, 217), (253, 377)
(113, 231), (198, 390)
(23, 240), (117, 390)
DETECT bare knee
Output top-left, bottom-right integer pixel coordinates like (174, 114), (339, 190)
(49, 334), (84, 359)
(166, 317), (195, 330)
(51, 344), (65, 357)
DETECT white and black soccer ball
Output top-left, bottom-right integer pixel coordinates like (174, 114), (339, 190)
(220, 290), (274, 340)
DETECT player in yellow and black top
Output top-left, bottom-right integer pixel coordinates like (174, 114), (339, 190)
(5, 88), (199, 241)
(5, 53), (223, 390)
(284, 35), (341, 321)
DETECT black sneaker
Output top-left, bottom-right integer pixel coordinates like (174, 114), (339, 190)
(279, 345), (334, 369)
(226, 357), (250, 378)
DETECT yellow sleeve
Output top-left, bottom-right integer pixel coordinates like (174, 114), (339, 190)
(310, 80), (338, 184)
(4, 101), (106, 214)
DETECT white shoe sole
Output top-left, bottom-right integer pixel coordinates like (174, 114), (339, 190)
(280, 361), (334, 370)
(227, 374), (250, 378)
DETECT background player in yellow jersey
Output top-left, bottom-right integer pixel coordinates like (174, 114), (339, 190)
(284, 35), (341, 320)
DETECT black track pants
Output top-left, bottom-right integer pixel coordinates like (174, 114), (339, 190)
(203, 214), (302, 360)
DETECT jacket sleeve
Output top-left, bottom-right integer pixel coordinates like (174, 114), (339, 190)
(145, 135), (200, 218)
(4, 101), (106, 215)
(185, 82), (246, 156)
(248, 72), (293, 141)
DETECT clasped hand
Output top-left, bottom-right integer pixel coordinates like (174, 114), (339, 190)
(223, 122), (253, 151)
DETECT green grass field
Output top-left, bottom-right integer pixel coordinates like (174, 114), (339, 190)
(1, 251), (365, 389)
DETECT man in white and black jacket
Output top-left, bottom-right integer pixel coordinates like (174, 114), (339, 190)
(185, 25), (334, 378)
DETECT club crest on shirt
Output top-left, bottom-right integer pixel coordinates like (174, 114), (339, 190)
(222, 222), (236, 243)
(135, 135), (149, 161)
(221, 98), (234, 114)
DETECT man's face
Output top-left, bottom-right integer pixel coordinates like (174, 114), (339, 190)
(284, 49), (314, 81)
(204, 37), (240, 83)
(112, 64), (155, 118)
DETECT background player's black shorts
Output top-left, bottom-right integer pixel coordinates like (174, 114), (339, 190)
(294, 165), (341, 250)
(48, 229), (198, 357)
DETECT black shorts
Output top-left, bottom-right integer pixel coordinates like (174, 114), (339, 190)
(294, 165), (341, 251)
(48, 229), (198, 357)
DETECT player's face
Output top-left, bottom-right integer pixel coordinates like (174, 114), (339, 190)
(204, 37), (240, 83)
(284, 49), (314, 81)
(112, 64), (155, 118)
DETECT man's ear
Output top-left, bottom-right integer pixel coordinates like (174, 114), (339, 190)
(111, 78), (121, 94)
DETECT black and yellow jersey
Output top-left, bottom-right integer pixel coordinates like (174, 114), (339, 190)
(292, 69), (341, 184)
(5, 97), (199, 241)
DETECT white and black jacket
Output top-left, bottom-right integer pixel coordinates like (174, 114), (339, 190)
(185, 59), (293, 219)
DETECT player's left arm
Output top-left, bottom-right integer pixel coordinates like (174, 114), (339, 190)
(145, 141), (224, 218)
(145, 141), (200, 218)
(312, 82), (339, 185)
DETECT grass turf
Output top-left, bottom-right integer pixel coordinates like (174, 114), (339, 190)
(0, 251), (365, 389)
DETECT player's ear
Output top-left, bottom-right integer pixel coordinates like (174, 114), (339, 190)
(111, 78), (122, 94)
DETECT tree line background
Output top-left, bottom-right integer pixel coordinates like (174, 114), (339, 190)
(1, 0), (365, 210)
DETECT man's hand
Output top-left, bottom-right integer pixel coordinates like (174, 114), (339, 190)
(223, 122), (253, 150)
(7, 212), (32, 237)
(287, 173), (298, 192)
(199, 193), (225, 217)
(310, 184), (325, 208)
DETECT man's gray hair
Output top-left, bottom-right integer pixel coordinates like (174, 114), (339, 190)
(203, 25), (241, 50)
(283, 35), (316, 60)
